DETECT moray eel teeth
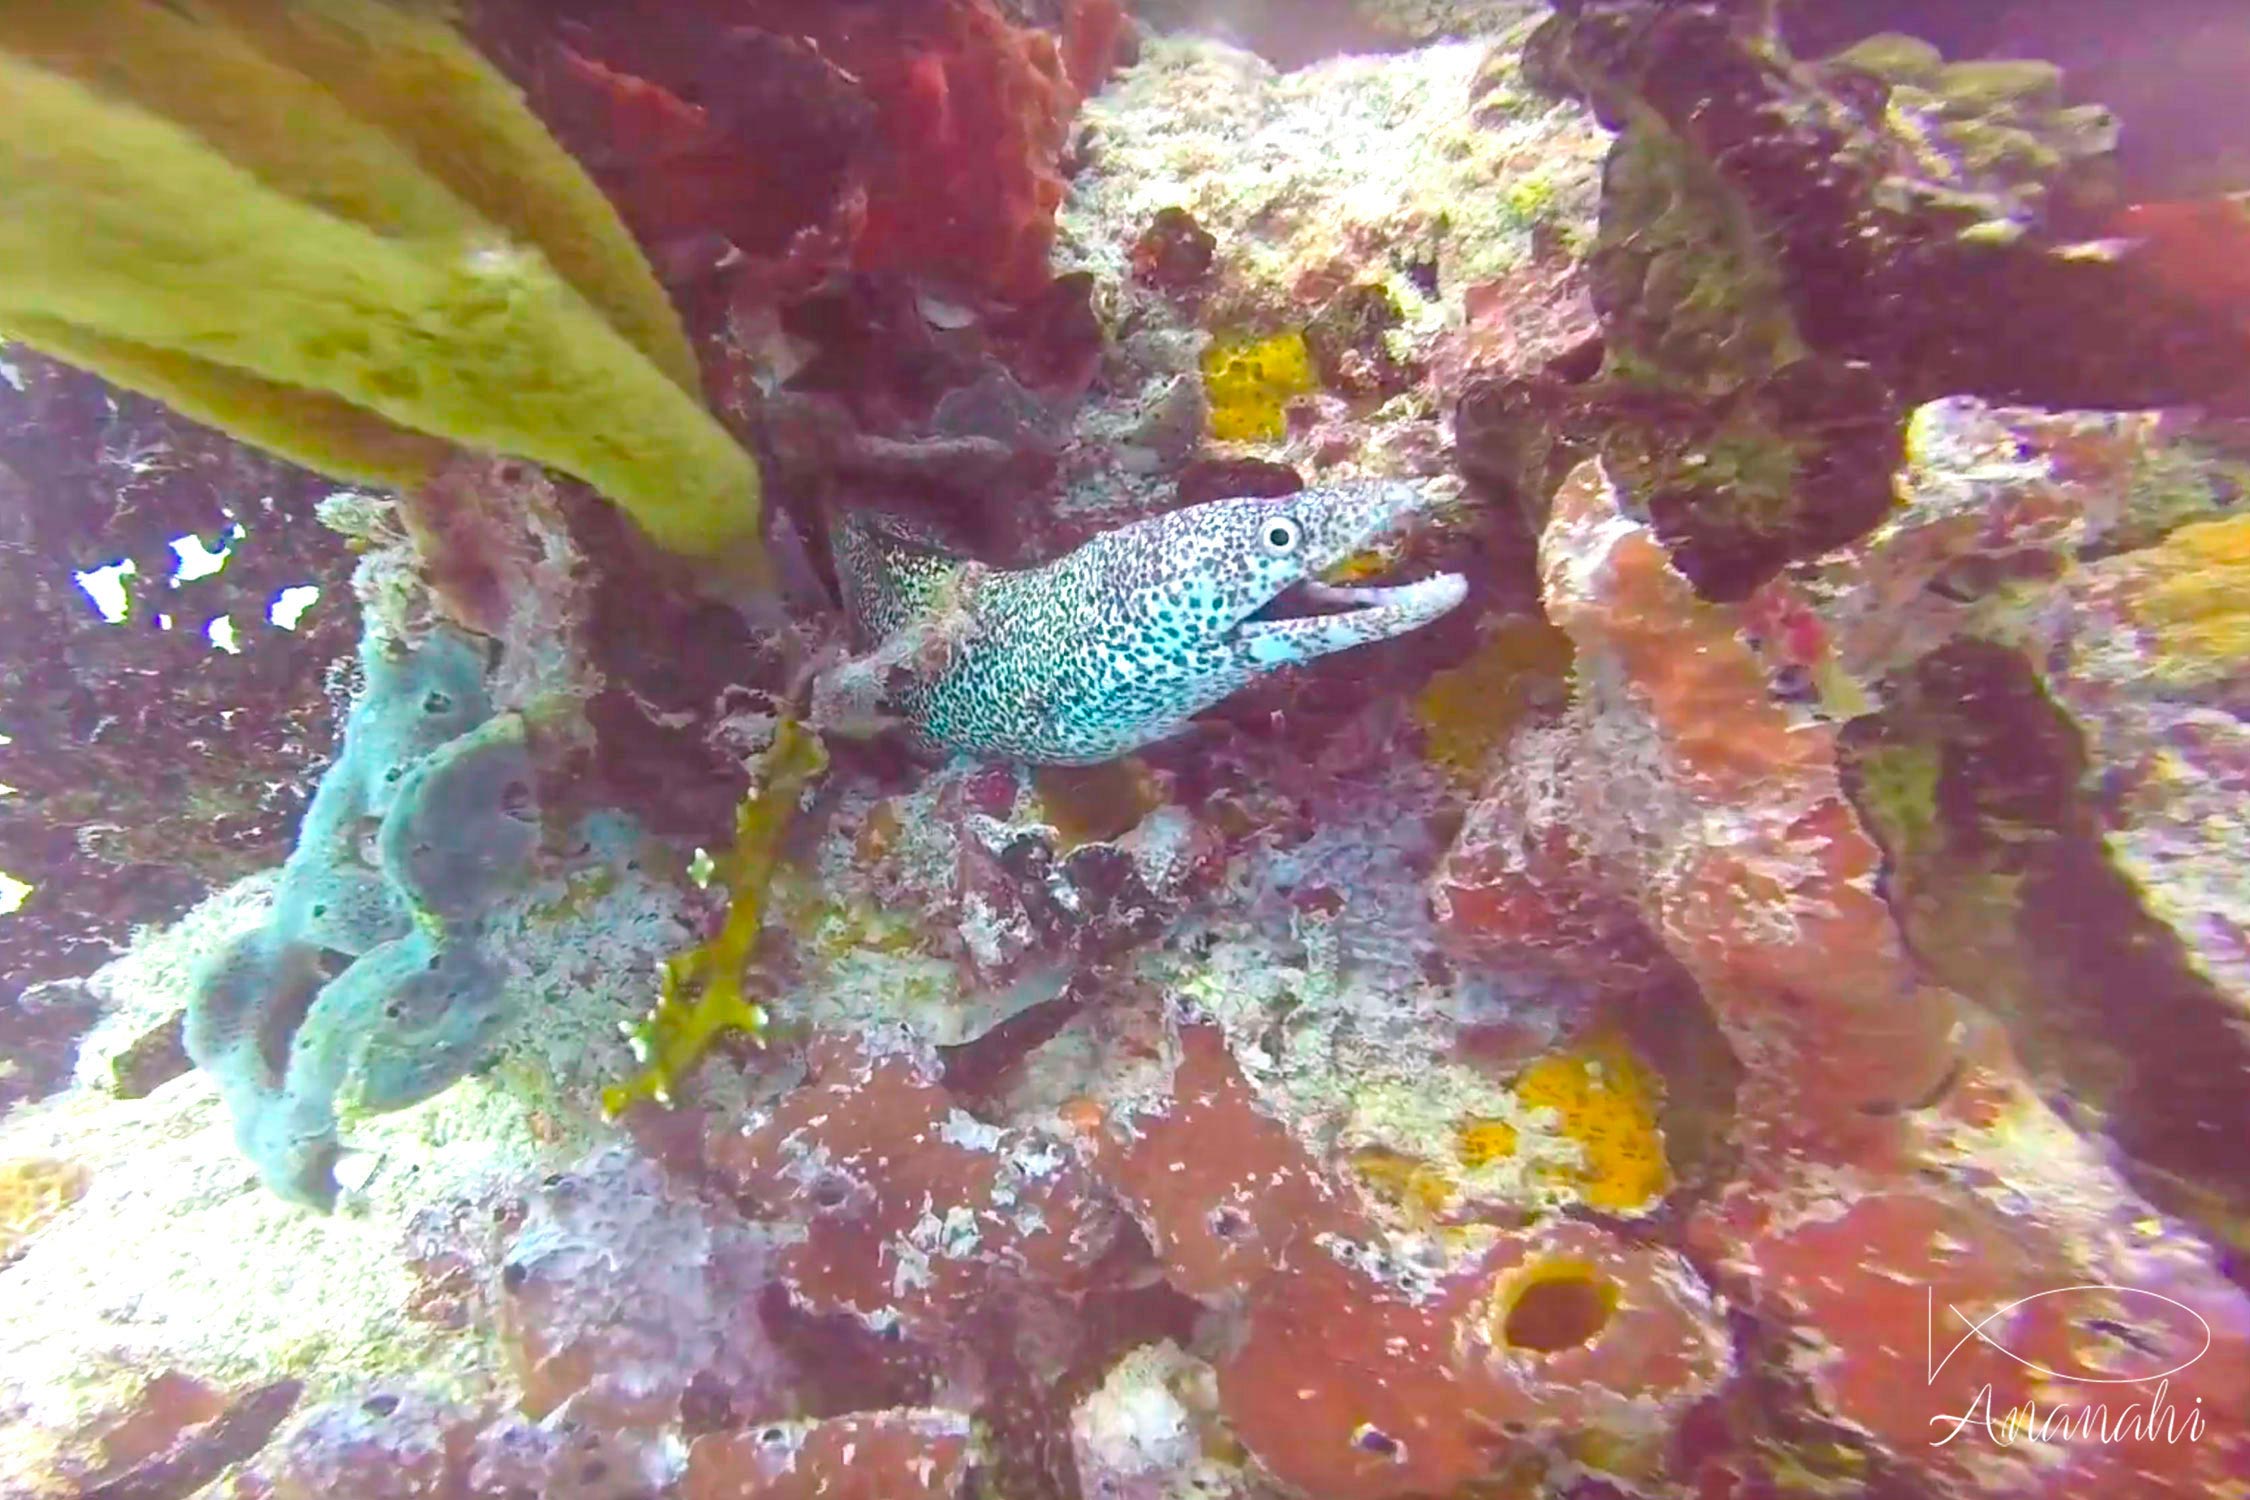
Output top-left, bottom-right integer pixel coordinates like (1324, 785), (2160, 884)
(834, 478), (1468, 765)
(1234, 573), (1472, 664)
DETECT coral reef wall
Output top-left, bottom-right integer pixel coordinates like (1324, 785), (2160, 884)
(0, 349), (357, 1022)
(5, 1), (2250, 1498)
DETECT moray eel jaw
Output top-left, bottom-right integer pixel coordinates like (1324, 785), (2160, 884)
(1232, 572), (1470, 666)
(1180, 478), (1469, 670)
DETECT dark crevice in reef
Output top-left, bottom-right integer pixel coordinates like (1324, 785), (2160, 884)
(1840, 640), (2250, 1264)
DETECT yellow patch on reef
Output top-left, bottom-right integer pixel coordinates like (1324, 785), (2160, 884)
(1349, 1146), (1457, 1221)
(603, 720), (829, 1115)
(2136, 514), (2250, 682)
(1415, 616), (1577, 787)
(0, 1157), (89, 1263)
(1032, 759), (1163, 850)
(1201, 330), (1317, 442)
(1447, 1036), (1670, 1213)
(1343, 1037), (1670, 1225)
(1508, 1036), (1671, 1212)
(1455, 1116), (1521, 1169)
(0, 0), (760, 565)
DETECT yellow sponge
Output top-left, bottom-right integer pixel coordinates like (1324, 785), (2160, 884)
(1202, 330), (1317, 443)
(0, 1), (755, 563)
(1509, 1036), (1671, 1213)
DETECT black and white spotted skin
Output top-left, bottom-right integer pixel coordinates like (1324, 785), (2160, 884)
(834, 480), (1469, 765)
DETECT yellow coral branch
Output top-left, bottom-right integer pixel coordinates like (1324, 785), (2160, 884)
(603, 719), (830, 1116)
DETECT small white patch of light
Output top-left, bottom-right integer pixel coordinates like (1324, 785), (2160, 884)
(0, 871), (30, 916)
(206, 616), (241, 654)
(168, 528), (239, 583)
(268, 584), (321, 631)
(74, 559), (136, 623)
(156, 613), (174, 631)
(0, 356), (24, 393)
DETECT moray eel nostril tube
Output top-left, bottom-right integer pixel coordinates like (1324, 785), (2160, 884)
(828, 479), (1470, 765)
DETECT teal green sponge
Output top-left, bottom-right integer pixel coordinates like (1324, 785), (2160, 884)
(185, 625), (537, 1207)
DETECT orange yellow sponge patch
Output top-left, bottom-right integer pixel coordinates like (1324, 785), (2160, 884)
(1201, 329), (1316, 443)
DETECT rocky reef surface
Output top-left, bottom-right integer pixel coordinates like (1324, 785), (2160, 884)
(3, 2), (2250, 1498)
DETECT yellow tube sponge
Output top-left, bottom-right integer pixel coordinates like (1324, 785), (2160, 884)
(0, 4), (756, 562)
(1508, 1035), (1671, 1213)
(2, 312), (457, 491)
(0, 0), (481, 243)
(187, 0), (703, 394)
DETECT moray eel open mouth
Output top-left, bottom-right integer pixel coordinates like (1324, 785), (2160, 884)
(1223, 485), (1469, 663)
(1230, 572), (1470, 661)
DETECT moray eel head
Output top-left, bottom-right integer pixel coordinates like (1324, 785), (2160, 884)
(1113, 478), (1469, 672)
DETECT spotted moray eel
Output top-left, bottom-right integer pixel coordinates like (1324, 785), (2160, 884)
(827, 479), (1468, 765)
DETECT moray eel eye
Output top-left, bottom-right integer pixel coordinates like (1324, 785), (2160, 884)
(1261, 518), (1301, 554)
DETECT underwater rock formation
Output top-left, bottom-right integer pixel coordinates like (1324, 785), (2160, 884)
(185, 627), (539, 1207)
(485, 0), (1123, 306)
(1458, 0), (2250, 600)
(233, 1383), (680, 1500)
(1066, 1340), (1247, 1500)
(682, 1408), (977, 1500)
(1767, 400), (2250, 1245)
(1083, 1010), (1731, 1497)
(1442, 459), (1961, 1159)
(1531, 0), (2249, 406)
(710, 1026), (1125, 1340)
(496, 1148), (789, 1429)
(73, 1374), (303, 1500)
(1691, 1016), (2250, 1498)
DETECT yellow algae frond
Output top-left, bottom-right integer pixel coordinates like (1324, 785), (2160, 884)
(603, 720), (830, 1116)
(2, 0), (482, 243)
(0, 1), (758, 563)
(189, 0), (702, 394)
(1202, 329), (1317, 443)
(1, 313), (456, 491)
